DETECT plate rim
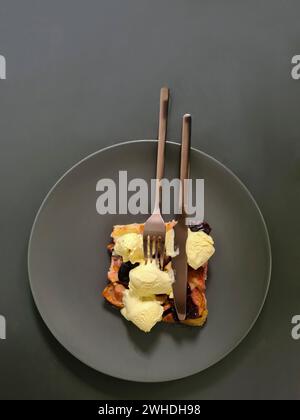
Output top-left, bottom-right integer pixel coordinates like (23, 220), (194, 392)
(27, 139), (272, 382)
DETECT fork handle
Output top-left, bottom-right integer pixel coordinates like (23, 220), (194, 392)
(180, 114), (191, 216)
(154, 87), (169, 211)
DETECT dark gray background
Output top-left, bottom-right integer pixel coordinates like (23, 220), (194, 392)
(0, 0), (299, 399)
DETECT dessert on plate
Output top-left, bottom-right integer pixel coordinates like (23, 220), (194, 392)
(102, 221), (215, 332)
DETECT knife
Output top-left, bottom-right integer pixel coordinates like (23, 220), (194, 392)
(173, 114), (191, 321)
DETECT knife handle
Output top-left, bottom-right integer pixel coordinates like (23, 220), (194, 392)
(180, 114), (191, 217)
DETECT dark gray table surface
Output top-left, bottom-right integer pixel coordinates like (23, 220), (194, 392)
(0, 0), (299, 400)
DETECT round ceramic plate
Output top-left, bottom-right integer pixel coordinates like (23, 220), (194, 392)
(28, 140), (271, 382)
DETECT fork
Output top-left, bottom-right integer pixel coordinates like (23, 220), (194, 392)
(143, 87), (169, 268)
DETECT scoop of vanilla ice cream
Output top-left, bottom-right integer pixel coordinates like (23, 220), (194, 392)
(114, 233), (144, 263)
(121, 290), (163, 332)
(186, 230), (215, 270)
(165, 228), (179, 257)
(129, 261), (174, 297)
(114, 228), (178, 264)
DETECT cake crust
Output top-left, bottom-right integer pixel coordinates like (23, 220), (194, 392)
(102, 222), (209, 327)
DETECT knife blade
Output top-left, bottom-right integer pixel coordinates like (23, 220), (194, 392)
(172, 114), (191, 321)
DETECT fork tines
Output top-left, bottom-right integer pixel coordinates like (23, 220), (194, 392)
(143, 232), (165, 269)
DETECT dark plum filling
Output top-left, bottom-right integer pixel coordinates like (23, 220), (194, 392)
(163, 301), (179, 322)
(189, 222), (211, 235)
(186, 284), (199, 319)
(186, 295), (199, 319)
(118, 261), (139, 285)
(163, 255), (172, 268)
(163, 284), (199, 321)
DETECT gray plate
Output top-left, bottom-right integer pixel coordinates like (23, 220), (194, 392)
(28, 140), (271, 382)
